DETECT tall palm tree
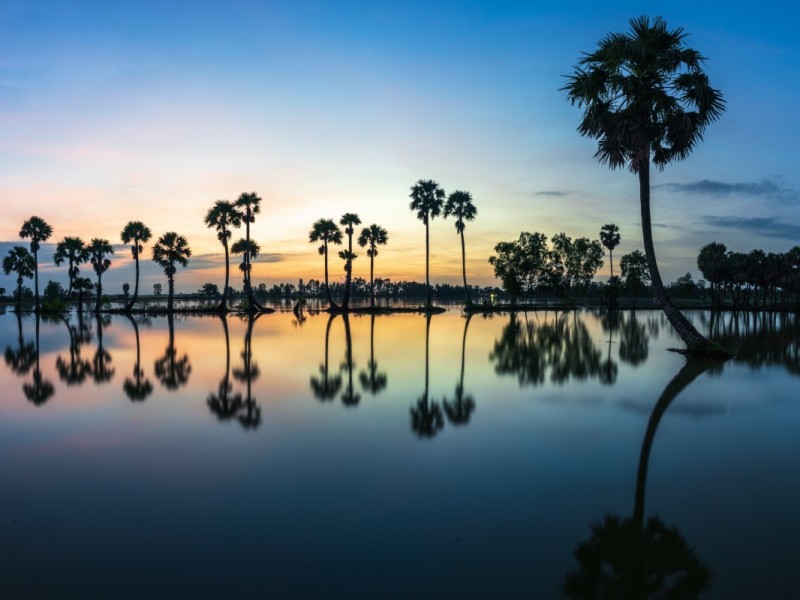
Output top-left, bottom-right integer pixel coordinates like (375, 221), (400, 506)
(357, 224), (388, 307)
(443, 190), (477, 305)
(309, 218), (343, 309)
(564, 16), (727, 357)
(151, 231), (191, 312)
(120, 221), (153, 311)
(234, 192), (265, 311)
(599, 224), (620, 278)
(88, 238), (114, 312)
(231, 238), (260, 311)
(409, 179), (445, 306)
(123, 315), (153, 402)
(204, 200), (242, 312)
(19, 216), (53, 313)
(338, 213), (361, 310)
(3, 246), (35, 312)
(53, 237), (89, 302)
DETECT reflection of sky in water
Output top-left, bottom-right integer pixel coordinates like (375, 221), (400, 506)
(0, 310), (798, 598)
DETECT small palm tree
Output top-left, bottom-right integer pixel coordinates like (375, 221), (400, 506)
(53, 237), (89, 302)
(231, 238), (260, 310)
(309, 218), (343, 309)
(204, 200), (242, 312)
(357, 224), (388, 307)
(120, 221), (153, 311)
(3, 246), (35, 312)
(409, 179), (445, 306)
(564, 16), (726, 356)
(151, 231), (191, 312)
(234, 192), (265, 311)
(599, 224), (621, 278)
(337, 213), (361, 310)
(19, 216), (53, 313)
(443, 190), (477, 305)
(88, 238), (114, 312)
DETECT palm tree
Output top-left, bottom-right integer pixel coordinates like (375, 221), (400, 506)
(23, 314), (55, 406)
(154, 312), (192, 390)
(56, 313), (92, 386)
(564, 16), (727, 357)
(443, 190), (477, 305)
(338, 213), (361, 310)
(204, 200), (242, 312)
(410, 314), (444, 438)
(234, 191), (265, 311)
(309, 219), (343, 309)
(599, 224), (621, 278)
(151, 231), (191, 312)
(409, 179), (445, 306)
(359, 315), (387, 395)
(232, 314), (261, 429)
(123, 315), (153, 402)
(90, 314), (115, 383)
(53, 237), (89, 302)
(231, 238), (260, 311)
(88, 238), (114, 312)
(443, 314), (476, 425)
(357, 224), (388, 307)
(3, 246), (35, 312)
(5, 312), (35, 378)
(207, 314), (243, 421)
(310, 314), (342, 401)
(340, 314), (360, 406)
(120, 221), (153, 311)
(19, 216), (53, 313)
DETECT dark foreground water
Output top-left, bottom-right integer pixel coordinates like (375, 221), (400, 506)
(1, 307), (798, 599)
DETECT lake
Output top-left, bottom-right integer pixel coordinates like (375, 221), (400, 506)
(1, 307), (798, 598)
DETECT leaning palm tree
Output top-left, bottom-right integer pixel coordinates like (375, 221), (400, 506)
(120, 221), (153, 311)
(599, 224), (621, 278)
(357, 224), (388, 307)
(151, 231), (191, 312)
(338, 213), (361, 310)
(231, 238), (260, 311)
(409, 179), (445, 306)
(564, 16), (727, 357)
(443, 190), (477, 305)
(53, 237), (89, 302)
(204, 200), (242, 312)
(309, 218), (343, 309)
(88, 238), (114, 312)
(3, 246), (35, 312)
(233, 191), (265, 311)
(19, 216), (53, 313)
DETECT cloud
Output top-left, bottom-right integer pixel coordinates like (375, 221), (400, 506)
(657, 178), (799, 204)
(534, 190), (570, 197)
(702, 216), (800, 240)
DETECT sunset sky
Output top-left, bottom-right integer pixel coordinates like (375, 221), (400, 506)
(2, 1), (798, 294)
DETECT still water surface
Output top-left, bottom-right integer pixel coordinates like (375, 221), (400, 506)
(1, 308), (798, 598)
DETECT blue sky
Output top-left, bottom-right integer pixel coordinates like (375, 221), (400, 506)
(1, 0), (798, 293)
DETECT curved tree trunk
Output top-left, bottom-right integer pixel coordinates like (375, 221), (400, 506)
(460, 229), (472, 305)
(324, 243), (339, 310)
(219, 239), (230, 312)
(639, 160), (729, 357)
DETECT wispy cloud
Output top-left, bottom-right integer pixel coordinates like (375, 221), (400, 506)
(658, 178), (799, 204)
(534, 190), (570, 197)
(703, 216), (800, 240)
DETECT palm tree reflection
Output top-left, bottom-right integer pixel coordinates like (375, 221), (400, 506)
(123, 315), (153, 402)
(56, 312), (92, 386)
(90, 314), (115, 384)
(5, 312), (35, 377)
(232, 314), (261, 430)
(23, 315), (55, 406)
(340, 314), (360, 407)
(7, 313), (55, 406)
(207, 314), (243, 422)
(359, 314), (387, 396)
(310, 314), (342, 402)
(564, 360), (717, 598)
(443, 313), (475, 426)
(619, 310), (649, 366)
(154, 313), (191, 391)
(410, 315), (444, 438)
(599, 310), (621, 385)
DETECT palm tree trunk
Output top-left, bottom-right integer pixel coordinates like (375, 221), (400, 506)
(33, 249), (40, 313)
(16, 276), (22, 312)
(369, 251), (375, 308)
(343, 233), (352, 310)
(66, 263), (74, 302)
(460, 229), (471, 304)
(460, 314), (472, 391)
(610, 249), (614, 279)
(220, 240), (230, 312)
(168, 273), (174, 312)
(95, 275), (102, 312)
(127, 248), (140, 311)
(638, 159), (728, 357)
(221, 313), (230, 385)
(425, 217), (431, 306)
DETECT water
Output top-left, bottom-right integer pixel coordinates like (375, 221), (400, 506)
(1, 308), (798, 598)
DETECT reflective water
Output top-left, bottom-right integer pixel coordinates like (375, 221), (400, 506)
(1, 308), (798, 598)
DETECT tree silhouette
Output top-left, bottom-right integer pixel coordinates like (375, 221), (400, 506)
(154, 312), (191, 390)
(443, 190), (477, 305)
(599, 310), (621, 385)
(88, 238), (114, 312)
(619, 311), (649, 366)
(599, 224), (620, 279)
(123, 315), (153, 402)
(90, 314), (115, 384)
(338, 213), (361, 310)
(357, 224), (388, 307)
(56, 312), (92, 386)
(19, 216), (53, 313)
(410, 314), (444, 438)
(230, 238), (260, 310)
(359, 314), (387, 395)
(204, 200), (241, 312)
(310, 314), (342, 401)
(232, 314), (261, 429)
(3, 246), (35, 312)
(309, 219), (343, 309)
(207, 314), (243, 421)
(120, 221), (153, 311)
(340, 314), (360, 406)
(53, 237), (89, 302)
(5, 312), (35, 378)
(620, 250), (651, 308)
(151, 231), (191, 312)
(564, 16), (727, 357)
(443, 313), (476, 426)
(234, 192), (266, 311)
(409, 179), (445, 306)
(22, 314), (55, 406)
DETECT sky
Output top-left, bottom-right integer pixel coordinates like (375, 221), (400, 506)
(1, 0), (799, 294)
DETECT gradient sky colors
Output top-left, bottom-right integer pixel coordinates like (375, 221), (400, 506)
(2, 1), (798, 294)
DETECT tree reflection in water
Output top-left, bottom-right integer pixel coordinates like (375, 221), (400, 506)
(359, 314), (387, 397)
(410, 314), (444, 438)
(56, 311), (92, 386)
(310, 314), (342, 402)
(490, 311), (606, 386)
(564, 360), (718, 598)
(443, 313), (475, 426)
(709, 311), (800, 374)
(232, 314), (261, 430)
(207, 314), (243, 421)
(599, 310), (621, 385)
(619, 310), (649, 366)
(340, 314), (360, 407)
(123, 315), (152, 402)
(90, 313), (115, 384)
(5, 312), (35, 377)
(12, 313), (55, 406)
(154, 312), (191, 391)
